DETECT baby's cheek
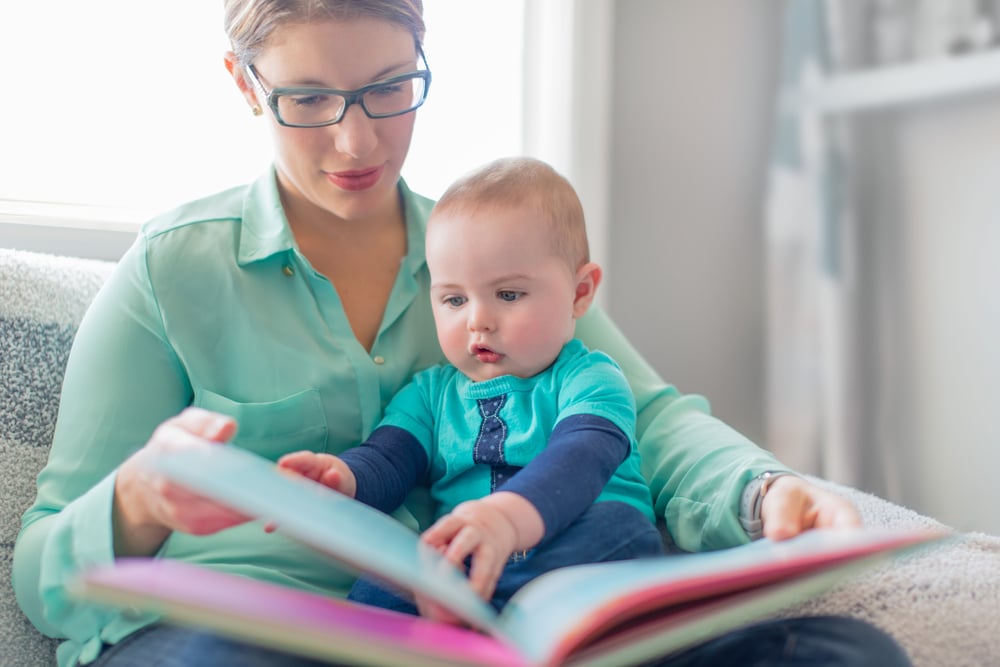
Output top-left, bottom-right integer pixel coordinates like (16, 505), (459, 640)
(437, 326), (468, 365)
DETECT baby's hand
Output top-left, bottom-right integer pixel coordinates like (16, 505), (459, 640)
(420, 493), (544, 612)
(276, 451), (357, 497)
(421, 495), (529, 605)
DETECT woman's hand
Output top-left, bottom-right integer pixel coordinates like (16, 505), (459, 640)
(760, 475), (862, 540)
(113, 407), (252, 557)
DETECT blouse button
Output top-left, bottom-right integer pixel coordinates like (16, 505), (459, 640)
(282, 265), (294, 277)
(373, 355), (385, 365)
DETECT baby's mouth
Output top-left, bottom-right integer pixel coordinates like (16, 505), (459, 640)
(472, 345), (502, 363)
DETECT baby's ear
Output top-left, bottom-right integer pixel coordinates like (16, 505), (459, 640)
(572, 262), (602, 318)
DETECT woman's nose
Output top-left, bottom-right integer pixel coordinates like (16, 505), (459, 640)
(332, 104), (378, 159)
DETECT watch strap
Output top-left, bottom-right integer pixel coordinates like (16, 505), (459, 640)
(739, 471), (795, 540)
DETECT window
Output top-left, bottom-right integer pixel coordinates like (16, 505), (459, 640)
(0, 1), (525, 232)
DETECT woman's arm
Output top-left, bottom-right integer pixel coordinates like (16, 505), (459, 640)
(13, 236), (194, 637)
(575, 306), (791, 551)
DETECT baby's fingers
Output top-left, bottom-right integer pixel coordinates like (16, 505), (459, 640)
(277, 451), (328, 481)
(466, 546), (504, 601)
(318, 467), (344, 491)
(422, 514), (464, 549)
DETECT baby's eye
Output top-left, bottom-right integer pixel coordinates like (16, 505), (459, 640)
(497, 290), (522, 302)
(444, 295), (466, 308)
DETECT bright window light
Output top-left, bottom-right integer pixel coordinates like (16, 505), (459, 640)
(0, 1), (524, 224)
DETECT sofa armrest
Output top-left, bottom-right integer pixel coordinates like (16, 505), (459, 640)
(0, 248), (116, 666)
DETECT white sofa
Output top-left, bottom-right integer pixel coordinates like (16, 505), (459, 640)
(2, 246), (999, 666)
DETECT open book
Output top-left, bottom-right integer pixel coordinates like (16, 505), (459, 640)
(73, 445), (946, 667)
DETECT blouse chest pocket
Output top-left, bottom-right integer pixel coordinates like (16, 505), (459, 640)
(193, 387), (328, 460)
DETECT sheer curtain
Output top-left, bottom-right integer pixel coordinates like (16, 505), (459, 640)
(764, 0), (863, 488)
(764, 0), (1000, 498)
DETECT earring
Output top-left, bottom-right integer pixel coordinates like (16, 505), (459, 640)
(251, 104), (263, 116)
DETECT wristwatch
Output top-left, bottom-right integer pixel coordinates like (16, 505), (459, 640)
(739, 471), (796, 540)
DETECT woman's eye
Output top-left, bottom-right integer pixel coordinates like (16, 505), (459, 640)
(498, 291), (521, 302)
(369, 83), (404, 97)
(290, 93), (329, 108)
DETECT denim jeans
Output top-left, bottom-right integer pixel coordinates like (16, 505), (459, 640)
(88, 616), (911, 667)
(654, 615), (911, 667)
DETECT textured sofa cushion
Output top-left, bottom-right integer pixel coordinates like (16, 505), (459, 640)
(1, 248), (115, 667)
(780, 478), (1000, 666)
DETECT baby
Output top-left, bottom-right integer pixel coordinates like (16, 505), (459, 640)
(280, 156), (663, 618)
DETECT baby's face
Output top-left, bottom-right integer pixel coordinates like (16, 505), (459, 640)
(426, 205), (580, 382)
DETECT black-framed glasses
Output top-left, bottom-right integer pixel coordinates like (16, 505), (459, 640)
(246, 49), (431, 128)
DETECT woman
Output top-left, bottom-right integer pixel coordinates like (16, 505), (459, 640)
(13, 1), (909, 665)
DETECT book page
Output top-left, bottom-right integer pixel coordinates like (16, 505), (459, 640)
(137, 445), (947, 667)
(76, 558), (527, 667)
(145, 444), (501, 632)
(556, 557), (883, 667)
(498, 528), (947, 665)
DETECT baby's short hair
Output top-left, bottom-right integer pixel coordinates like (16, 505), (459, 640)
(431, 157), (590, 270)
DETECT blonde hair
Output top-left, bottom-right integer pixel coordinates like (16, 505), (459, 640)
(224, 0), (425, 67)
(432, 157), (590, 271)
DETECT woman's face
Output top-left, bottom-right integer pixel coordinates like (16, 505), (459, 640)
(243, 19), (420, 223)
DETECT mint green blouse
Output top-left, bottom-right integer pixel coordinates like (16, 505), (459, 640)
(13, 168), (789, 667)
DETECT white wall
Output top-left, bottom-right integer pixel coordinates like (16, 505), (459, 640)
(606, 1), (784, 446)
(886, 93), (1000, 532)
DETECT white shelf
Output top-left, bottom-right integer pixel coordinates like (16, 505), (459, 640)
(782, 49), (1000, 115)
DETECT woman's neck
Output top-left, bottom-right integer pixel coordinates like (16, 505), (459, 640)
(280, 186), (408, 352)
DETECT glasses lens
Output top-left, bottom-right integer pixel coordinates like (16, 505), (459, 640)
(362, 73), (428, 117)
(275, 92), (347, 127)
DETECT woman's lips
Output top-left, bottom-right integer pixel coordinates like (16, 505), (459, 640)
(327, 165), (383, 191)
